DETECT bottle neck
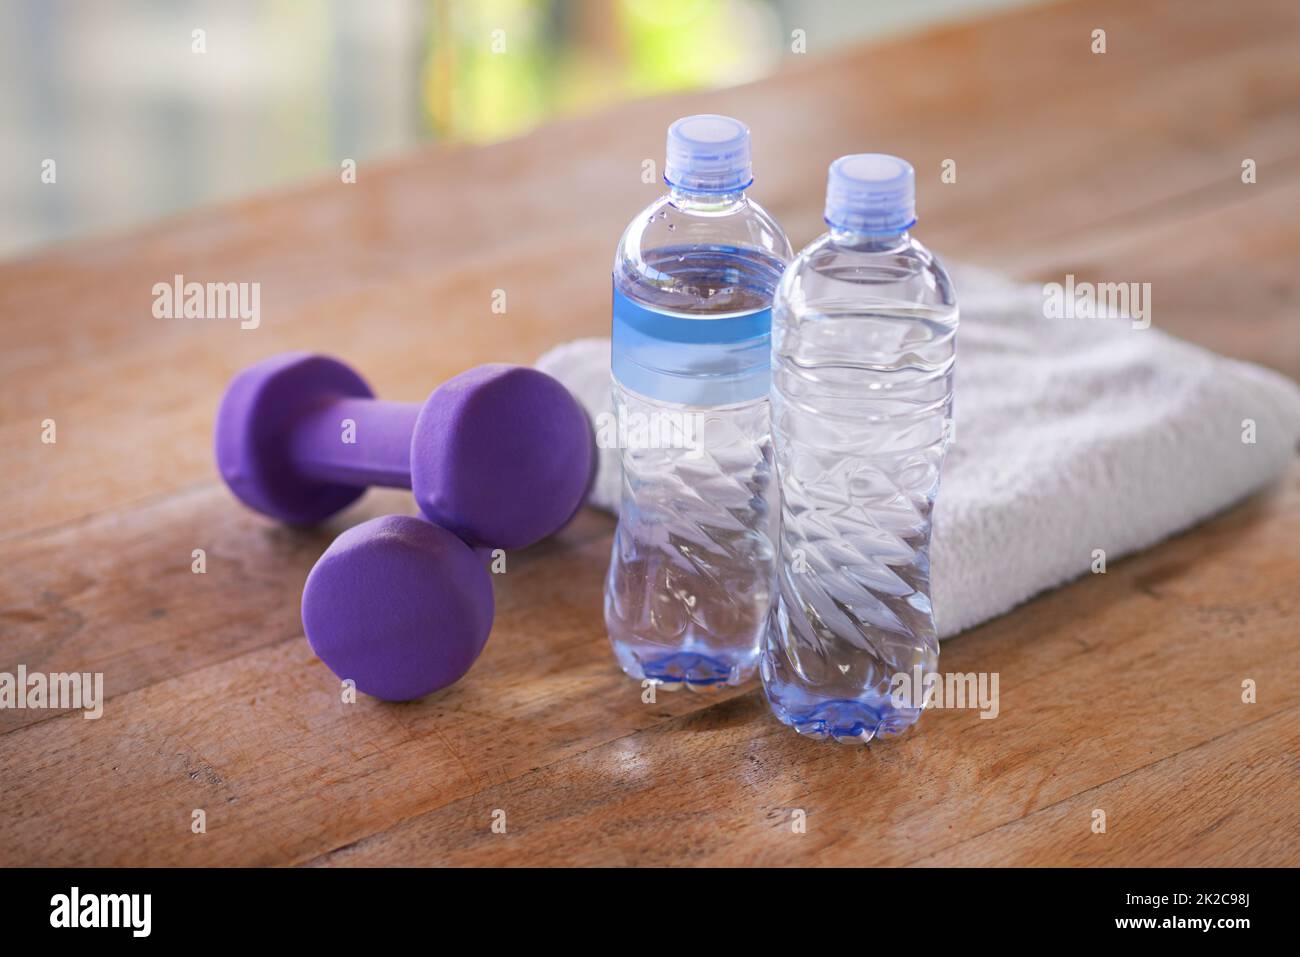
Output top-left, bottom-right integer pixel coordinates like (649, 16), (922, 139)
(829, 225), (911, 252)
(669, 185), (746, 212)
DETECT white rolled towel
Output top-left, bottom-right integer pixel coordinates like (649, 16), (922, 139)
(538, 266), (1300, 638)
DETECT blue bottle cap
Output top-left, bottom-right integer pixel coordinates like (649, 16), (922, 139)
(664, 114), (753, 194)
(824, 153), (916, 234)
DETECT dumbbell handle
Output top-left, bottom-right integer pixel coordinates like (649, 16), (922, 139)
(289, 397), (422, 489)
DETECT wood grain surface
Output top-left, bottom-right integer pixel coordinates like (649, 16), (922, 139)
(1, 0), (1298, 867)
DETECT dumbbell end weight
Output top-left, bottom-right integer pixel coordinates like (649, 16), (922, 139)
(411, 363), (596, 550)
(215, 352), (378, 525)
(302, 515), (494, 701)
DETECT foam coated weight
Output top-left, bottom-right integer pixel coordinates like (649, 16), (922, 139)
(215, 353), (375, 525)
(301, 515), (494, 702)
(215, 353), (595, 547)
(411, 364), (596, 549)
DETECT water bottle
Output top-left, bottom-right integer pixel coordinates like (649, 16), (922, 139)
(605, 114), (793, 689)
(764, 154), (958, 741)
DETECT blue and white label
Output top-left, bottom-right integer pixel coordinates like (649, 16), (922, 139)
(611, 284), (771, 406)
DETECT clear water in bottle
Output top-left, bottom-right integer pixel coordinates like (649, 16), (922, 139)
(763, 154), (958, 740)
(605, 114), (792, 689)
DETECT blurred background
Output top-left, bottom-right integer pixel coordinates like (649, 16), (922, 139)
(0, 0), (1047, 260)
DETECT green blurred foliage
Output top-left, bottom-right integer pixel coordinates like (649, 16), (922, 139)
(423, 0), (778, 142)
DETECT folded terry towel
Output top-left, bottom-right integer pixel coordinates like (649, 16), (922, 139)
(537, 265), (1300, 639)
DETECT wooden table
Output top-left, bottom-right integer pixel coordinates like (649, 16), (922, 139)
(2, 0), (1297, 867)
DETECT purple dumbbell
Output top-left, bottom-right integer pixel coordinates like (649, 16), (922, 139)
(215, 353), (594, 549)
(302, 514), (494, 701)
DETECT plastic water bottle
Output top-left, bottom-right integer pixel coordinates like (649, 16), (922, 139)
(763, 154), (958, 741)
(605, 115), (793, 689)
